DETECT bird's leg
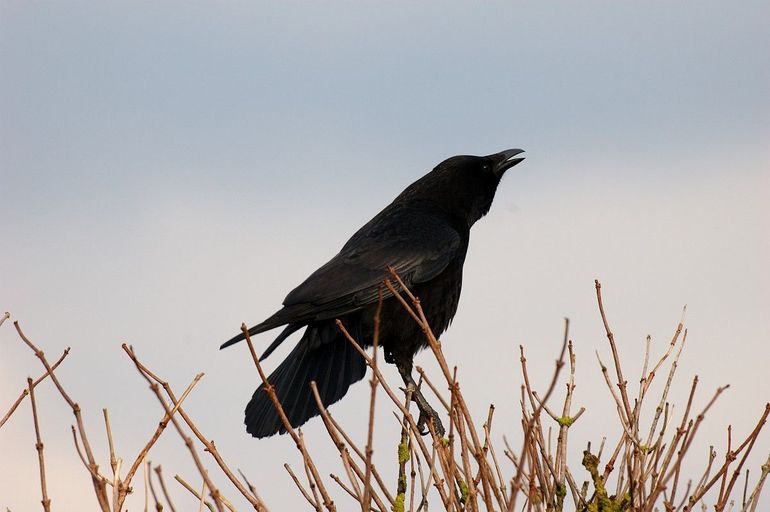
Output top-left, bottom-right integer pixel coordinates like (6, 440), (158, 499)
(394, 358), (445, 437)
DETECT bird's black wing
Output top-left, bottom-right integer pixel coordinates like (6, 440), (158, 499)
(221, 208), (461, 349)
(285, 210), (461, 310)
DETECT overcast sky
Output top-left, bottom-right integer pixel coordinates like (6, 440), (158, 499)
(2, 2), (769, 510)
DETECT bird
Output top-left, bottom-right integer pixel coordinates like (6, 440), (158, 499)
(222, 148), (525, 438)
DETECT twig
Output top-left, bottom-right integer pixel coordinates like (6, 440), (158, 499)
(642, 380), (729, 512)
(240, 326), (334, 511)
(336, 320), (452, 507)
(112, 458), (123, 511)
(318, 409), (395, 504)
(712, 405), (770, 511)
(415, 367), (451, 412)
(117, 372), (204, 508)
(554, 338), (583, 511)
(308, 387), (363, 502)
(15, 321), (110, 511)
(644, 329), (689, 452)
(508, 322), (569, 512)
(329, 473), (365, 507)
(744, 453), (770, 512)
(396, 399), (412, 512)
(384, 269), (503, 509)
(302, 446), (323, 510)
(144, 457), (150, 512)
(285, 463), (318, 509)
(70, 425), (111, 489)
(595, 280), (634, 423)
(362, 291), (382, 512)
(123, 343), (264, 511)
(28, 377), (51, 512)
(103, 409), (118, 477)
(154, 466), (178, 512)
(1, 348), (70, 429)
(147, 462), (164, 512)
(199, 481), (207, 512)
(308, 381), (390, 512)
(174, 475), (215, 512)
(124, 350), (225, 512)
(237, 470), (266, 509)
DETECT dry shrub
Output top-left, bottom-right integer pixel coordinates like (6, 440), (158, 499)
(2, 276), (768, 511)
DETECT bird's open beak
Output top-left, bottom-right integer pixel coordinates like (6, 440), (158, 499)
(490, 148), (525, 178)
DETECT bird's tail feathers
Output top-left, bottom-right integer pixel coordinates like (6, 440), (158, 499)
(220, 305), (315, 350)
(244, 323), (367, 438)
(258, 323), (304, 360)
(220, 321), (273, 350)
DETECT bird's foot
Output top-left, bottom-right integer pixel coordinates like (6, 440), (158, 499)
(416, 404), (445, 437)
(405, 385), (445, 437)
(396, 363), (446, 437)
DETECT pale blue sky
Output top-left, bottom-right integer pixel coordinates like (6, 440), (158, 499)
(2, 2), (769, 510)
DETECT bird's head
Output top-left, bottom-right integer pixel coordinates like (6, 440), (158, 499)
(399, 148), (525, 227)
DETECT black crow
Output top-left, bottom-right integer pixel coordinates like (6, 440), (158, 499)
(222, 148), (525, 438)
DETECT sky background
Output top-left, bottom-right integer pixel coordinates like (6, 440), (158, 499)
(2, 1), (769, 510)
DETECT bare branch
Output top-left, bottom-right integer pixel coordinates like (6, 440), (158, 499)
(14, 321), (110, 511)
(28, 377), (51, 512)
(1, 348), (69, 429)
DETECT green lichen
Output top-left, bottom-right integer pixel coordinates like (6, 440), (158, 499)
(398, 438), (410, 464)
(459, 479), (469, 504)
(581, 450), (631, 512)
(393, 492), (405, 512)
(557, 416), (575, 427)
(555, 483), (567, 512)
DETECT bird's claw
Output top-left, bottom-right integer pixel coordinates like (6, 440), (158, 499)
(398, 384), (446, 436)
(416, 407), (446, 437)
(395, 364), (445, 436)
